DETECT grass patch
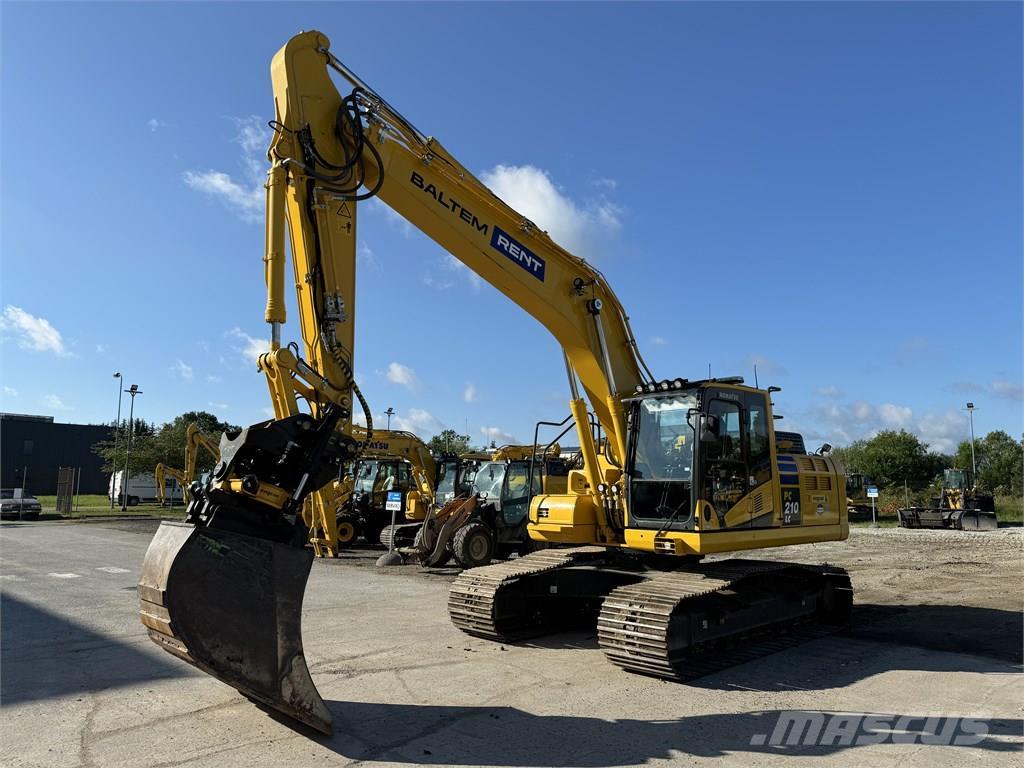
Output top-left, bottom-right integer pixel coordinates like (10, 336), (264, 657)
(34, 494), (186, 518)
(995, 495), (1022, 525)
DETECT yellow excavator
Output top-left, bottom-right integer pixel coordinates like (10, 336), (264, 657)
(138, 31), (851, 735)
(154, 424), (221, 506)
(325, 426), (436, 549)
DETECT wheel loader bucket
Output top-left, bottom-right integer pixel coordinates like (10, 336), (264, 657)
(138, 521), (332, 734)
(959, 510), (998, 531)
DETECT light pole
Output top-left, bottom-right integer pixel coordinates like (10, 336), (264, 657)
(385, 407), (394, 431)
(966, 402), (977, 481)
(110, 373), (123, 509)
(120, 384), (143, 511)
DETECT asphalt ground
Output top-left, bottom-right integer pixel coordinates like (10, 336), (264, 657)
(1, 519), (1021, 767)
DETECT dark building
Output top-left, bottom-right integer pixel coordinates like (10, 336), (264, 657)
(0, 413), (113, 495)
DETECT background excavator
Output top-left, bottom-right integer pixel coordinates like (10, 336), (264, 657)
(154, 424), (221, 506)
(138, 30), (851, 735)
(325, 426), (436, 549)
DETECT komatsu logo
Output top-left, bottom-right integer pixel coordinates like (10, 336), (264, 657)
(491, 226), (545, 281)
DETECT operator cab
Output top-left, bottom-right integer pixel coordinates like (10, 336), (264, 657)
(473, 456), (569, 526)
(626, 378), (775, 531)
(353, 459), (414, 505)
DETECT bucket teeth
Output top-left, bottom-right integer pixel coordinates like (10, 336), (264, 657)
(138, 521), (332, 734)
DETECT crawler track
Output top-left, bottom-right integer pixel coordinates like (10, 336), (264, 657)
(449, 552), (852, 682)
(597, 561), (852, 679)
(448, 547), (610, 640)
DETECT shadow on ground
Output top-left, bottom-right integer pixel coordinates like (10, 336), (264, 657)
(0, 592), (190, 705)
(307, 703), (1022, 764)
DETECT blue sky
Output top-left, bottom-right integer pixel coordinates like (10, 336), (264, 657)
(1, 2), (1020, 454)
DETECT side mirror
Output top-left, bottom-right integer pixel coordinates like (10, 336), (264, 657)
(700, 414), (721, 443)
(818, 443), (833, 455)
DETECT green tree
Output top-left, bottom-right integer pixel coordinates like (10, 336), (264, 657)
(842, 429), (949, 490)
(954, 430), (1023, 496)
(92, 418), (157, 474)
(426, 429), (471, 455)
(92, 411), (239, 475)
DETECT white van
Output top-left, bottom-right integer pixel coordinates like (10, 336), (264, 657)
(108, 471), (182, 506)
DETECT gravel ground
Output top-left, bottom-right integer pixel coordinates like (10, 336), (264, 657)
(1, 519), (1020, 767)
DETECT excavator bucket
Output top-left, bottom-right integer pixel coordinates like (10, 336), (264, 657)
(138, 521), (332, 734)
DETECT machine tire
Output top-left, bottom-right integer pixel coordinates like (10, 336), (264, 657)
(334, 514), (360, 549)
(20, 511), (40, 521)
(414, 526), (451, 566)
(452, 522), (495, 568)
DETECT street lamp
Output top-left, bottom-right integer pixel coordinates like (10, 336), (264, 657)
(966, 402), (977, 481)
(120, 384), (143, 512)
(110, 372), (123, 509)
(385, 407), (394, 431)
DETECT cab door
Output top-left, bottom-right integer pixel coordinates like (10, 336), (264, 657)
(701, 398), (750, 529)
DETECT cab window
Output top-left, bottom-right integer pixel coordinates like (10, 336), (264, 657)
(744, 392), (771, 484)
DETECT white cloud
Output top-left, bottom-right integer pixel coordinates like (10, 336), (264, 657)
(227, 328), (269, 365)
(184, 170), (263, 220)
(3, 386), (18, 397)
(877, 403), (913, 428)
(367, 198), (413, 237)
(171, 360), (194, 381)
(357, 242), (381, 271)
(809, 400), (967, 454)
(394, 408), (444, 438)
(592, 177), (618, 190)
(386, 362), (418, 390)
(183, 116), (269, 222)
(262, 406), (276, 418)
(95, 344), (105, 353)
(208, 401), (229, 411)
(206, 374), (223, 384)
(990, 379), (1023, 402)
(0, 306), (69, 356)
(481, 426), (517, 446)
(147, 118), (167, 132)
(43, 394), (71, 411)
(479, 164), (622, 254)
(463, 383), (477, 403)
(650, 336), (668, 347)
(816, 385), (842, 399)
(424, 254), (481, 292)
(915, 410), (967, 455)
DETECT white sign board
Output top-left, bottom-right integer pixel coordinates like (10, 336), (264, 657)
(866, 487), (879, 499)
(385, 491), (403, 512)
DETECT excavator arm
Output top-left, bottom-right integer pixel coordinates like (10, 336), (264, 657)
(265, 31), (657, 544)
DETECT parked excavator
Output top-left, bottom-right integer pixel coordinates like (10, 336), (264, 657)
(154, 424), (221, 506)
(326, 426), (436, 548)
(138, 30), (851, 735)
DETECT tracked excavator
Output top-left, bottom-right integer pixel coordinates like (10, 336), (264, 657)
(138, 31), (852, 735)
(328, 426), (436, 548)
